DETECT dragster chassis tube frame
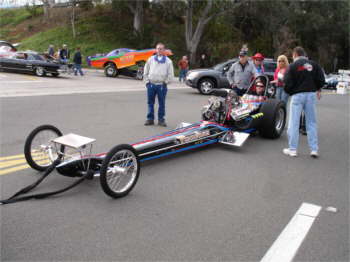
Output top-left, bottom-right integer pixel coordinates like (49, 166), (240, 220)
(57, 121), (254, 174)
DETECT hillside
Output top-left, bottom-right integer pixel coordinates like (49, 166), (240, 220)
(0, 5), (188, 67)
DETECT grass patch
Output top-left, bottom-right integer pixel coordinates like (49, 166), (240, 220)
(0, 7), (42, 27)
(19, 22), (127, 66)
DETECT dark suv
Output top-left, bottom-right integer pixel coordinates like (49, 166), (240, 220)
(185, 58), (277, 94)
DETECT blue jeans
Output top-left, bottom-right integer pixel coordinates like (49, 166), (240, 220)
(287, 92), (318, 152)
(146, 83), (168, 121)
(276, 87), (289, 105)
(74, 64), (84, 76)
(179, 69), (188, 82)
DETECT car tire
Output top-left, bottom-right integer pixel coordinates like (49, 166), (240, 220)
(198, 78), (215, 95)
(104, 64), (118, 77)
(258, 99), (286, 139)
(35, 66), (46, 77)
(136, 67), (143, 80)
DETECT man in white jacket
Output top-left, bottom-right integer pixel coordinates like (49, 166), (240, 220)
(143, 43), (174, 127)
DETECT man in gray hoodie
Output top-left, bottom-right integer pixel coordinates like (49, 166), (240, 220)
(227, 50), (255, 96)
(143, 43), (174, 127)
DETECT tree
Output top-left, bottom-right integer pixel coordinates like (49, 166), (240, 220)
(68, 0), (77, 38)
(42, 0), (55, 20)
(127, 0), (145, 36)
(184, 0), (241, 65)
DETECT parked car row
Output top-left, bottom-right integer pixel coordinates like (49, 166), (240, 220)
(3, 40), (344, 91)
(323, 70), (350, 90)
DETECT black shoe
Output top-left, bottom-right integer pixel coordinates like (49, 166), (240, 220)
(158, 121), (167, 127)
(144, 120), (154, 126)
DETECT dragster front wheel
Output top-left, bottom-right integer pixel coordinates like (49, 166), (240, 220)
(24, 125), (65, 171)
(100, 144), (140, 198)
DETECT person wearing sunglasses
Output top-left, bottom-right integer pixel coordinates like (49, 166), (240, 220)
(241, 79), (266, 112)
(271, 55), (289, 105)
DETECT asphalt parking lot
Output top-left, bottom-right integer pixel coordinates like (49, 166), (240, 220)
(0, 69), (185, 97)
(0, 71), (349, 261)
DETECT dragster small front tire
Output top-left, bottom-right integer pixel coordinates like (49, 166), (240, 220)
(24, 125), (64, 171)
(100, 144), (140, 198)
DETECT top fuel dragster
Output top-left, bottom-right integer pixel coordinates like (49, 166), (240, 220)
(1, 76), (286, 204)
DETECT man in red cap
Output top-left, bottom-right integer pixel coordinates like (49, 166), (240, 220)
(252, 53), (265, 75)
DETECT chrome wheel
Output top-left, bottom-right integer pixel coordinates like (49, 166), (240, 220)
(100, 144), (140, 198)
(275, 107), (285, 134)
(35, 67), (45, 77)
(199, 78), (215, 95)
(24, 125), (64, 171)
(104, 65), (117, 77)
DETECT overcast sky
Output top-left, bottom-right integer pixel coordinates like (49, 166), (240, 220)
(0, 0), (70, 8)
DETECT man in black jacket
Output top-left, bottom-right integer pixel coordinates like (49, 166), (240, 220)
(73, 47), (84, 76)
(283, 46), (325, 158)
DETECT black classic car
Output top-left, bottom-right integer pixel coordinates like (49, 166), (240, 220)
(0, 51), (62, 77)
(185, 58), (277, 95)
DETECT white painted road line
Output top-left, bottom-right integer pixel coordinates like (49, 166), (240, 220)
(0, 80), (44, 83)
(260, 202), (322, 262)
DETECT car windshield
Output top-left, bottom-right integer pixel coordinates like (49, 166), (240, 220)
(213, 60), (237, 71)
(107, 49), (119, 56)
(26, 54), (45, 61)
(106, 48), (135, 57)
(263, 61), (277, 72)
(213, 62), (227, 71)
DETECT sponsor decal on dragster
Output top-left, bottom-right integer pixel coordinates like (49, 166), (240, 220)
(251, 112), (264, 119)
(175, 130), (211, 144)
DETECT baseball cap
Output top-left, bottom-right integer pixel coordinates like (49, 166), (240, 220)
(252, 53), (264, 60)
(239, 50), (248, 57)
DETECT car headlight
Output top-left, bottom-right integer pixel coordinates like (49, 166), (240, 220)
(186, 71), (199, 80)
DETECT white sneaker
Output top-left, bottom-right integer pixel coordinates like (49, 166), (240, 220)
(283, 148), (298, 157)
(310, 151), (319, 158)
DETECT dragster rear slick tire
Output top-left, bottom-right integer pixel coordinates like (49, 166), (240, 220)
(24, 125), (64, 171)
(258, 99), (286, 139)
(100, 144), (140, 198)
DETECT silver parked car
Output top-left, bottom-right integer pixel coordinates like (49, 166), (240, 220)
(186, 58), (277, 95)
